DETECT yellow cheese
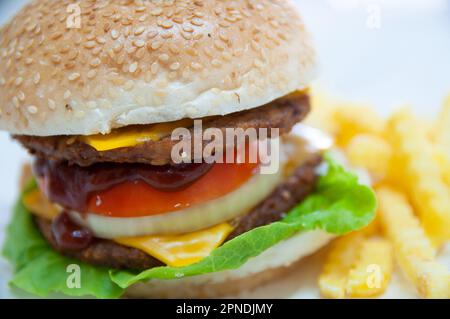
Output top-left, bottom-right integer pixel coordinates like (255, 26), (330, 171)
(23, 189), (60, 220)
(114, 223), (233, 267)
(83, 119), (193, 151)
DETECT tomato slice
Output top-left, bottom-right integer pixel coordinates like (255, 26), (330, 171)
(87, 162), (259, 217)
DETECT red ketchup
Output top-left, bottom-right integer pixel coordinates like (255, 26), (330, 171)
(33, 159), (213, 213)
(51, 212), (93, 251)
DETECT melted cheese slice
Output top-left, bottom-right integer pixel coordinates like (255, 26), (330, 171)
(83, 119), (193, 151)
(114, 223), (233, 267)
(23, 189), (60, 220)
(24, 188), (233, 268)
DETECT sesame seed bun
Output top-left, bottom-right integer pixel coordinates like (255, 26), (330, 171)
(0, 0), (315, 136)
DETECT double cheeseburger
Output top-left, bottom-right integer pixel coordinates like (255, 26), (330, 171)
(0, 0), (375, 298)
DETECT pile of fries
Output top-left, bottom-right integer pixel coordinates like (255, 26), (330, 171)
(307, 90), (450, 299)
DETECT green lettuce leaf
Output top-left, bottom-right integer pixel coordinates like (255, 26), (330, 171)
(109, 156), (376, 287)
(2, 157), (376, 298)
(2, 185), (123, 299)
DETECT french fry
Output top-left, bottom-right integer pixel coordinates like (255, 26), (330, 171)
(387, 109), (450, 245)
(319, 233), (364, 298)
(360, 215), (380, 236)
(306, 91), (339, 135)
(345, 238), (393, 298)
(377, 187), (450, 298)
(434, 94), (450, 185)
(434, 146), (450, 186)
(332, 104), (385, 147)
(345, 134), (392, 180)
(435, 94), (450, 151)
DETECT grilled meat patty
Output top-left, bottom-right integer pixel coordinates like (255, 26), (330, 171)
(16, 93), (310, 167)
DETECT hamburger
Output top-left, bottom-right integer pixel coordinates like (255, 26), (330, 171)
(0, 0), (376, 298)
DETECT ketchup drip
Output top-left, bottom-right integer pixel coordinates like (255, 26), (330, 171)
(51, 212), (93, 250)
(34, 159), (213, 213)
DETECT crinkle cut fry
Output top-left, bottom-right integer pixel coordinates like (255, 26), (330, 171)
(387, 109), (450, 245)
(377, 187), (450, 299)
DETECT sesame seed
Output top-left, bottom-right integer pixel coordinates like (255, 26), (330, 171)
(65, 61), (76, 70)
(191, 62), (202, 70)
(158, 53), (169, 62)
(204, 47), (213, 57)
(117, 53), (126, 65)
(191, 18), (204, 26)
(222, 51), (232, 61)
(67, 50), (79, 60)
(134, 26), (146, 35)
(193, 33), (203, 40)
(151, 8), (163, 16)
(214, 40), (226, 51)
(186, 47), (197, 56)
(161, 32), (173, 39)
(173, 17), (183, 24)
(87, 69), (97, 79)
(135, 48), (145, 59)
(90, 58), (101, 67)
(86, 33), (96, 41)
(183, 25), (194, 33)
(168, 71), (177, 79)
(27, 105), (38, 114)
(161, 20), (173, 29)
(150, 62), (159, 74)
(96, 36), (106, 44)
(147, 30), (158, 39)
(17, 91), (26, 101)
(123, 80), (134, 91)
(211, 59), (222, 67)
(64, 90), (71, 99)
(112, 43), (123, 53)
(68, 73), (80, 81)
(133, 39), (145, 48)
(150, 40), (162, 50)
(111, 29), (120, 39)
(181, 32), (192, 40)
(84, 41), (96, 49)
(50, 31), (63, 40)
(219, 21), (231, 28)
(48, 99), (56, 110)
(129, 62), (138, 73)
(170, 62), (180, 70)
(14, 77), (23, 86)
(51, 55), (62, 64)
(12, 97), (20, 108)
(169, 44), (180, 54)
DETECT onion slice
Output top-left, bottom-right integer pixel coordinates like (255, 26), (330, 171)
(70, 168), (282, 239)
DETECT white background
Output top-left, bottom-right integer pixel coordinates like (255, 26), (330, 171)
(0, 0), (449, 298)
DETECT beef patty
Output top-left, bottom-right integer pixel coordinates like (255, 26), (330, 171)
(34, 155), (321, 270)
(16, 93), (310, 167)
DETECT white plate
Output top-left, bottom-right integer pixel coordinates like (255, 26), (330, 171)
(0, 0), (449, 299)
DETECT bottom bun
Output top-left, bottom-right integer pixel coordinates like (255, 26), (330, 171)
(124, 230), (334, 298)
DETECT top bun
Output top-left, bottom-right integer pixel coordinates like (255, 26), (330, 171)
(0, 0), (315, 136)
